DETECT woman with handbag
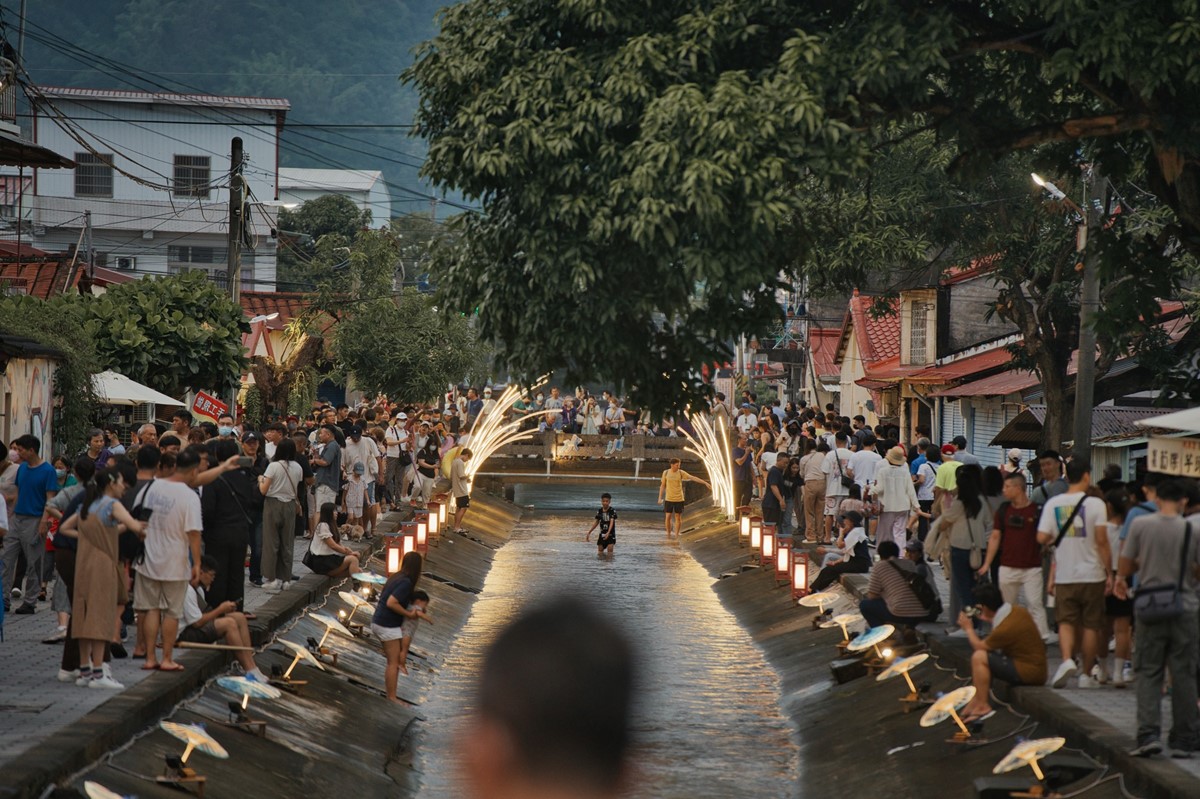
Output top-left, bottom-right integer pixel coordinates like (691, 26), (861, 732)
(938, 465), (991, 619)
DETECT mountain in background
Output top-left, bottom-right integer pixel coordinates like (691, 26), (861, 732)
(0, 0), (451, 219)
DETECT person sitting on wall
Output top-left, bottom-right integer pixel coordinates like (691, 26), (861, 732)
(958, 582), (1048, 723)
(809, 511), (872, 592)
(859, 540), (942, 628)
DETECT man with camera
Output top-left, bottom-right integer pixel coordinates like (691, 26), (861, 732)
(957, 582), (1048, 724)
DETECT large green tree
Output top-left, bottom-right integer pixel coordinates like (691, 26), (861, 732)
(276, 195), (373, 290)
(86, 271), (249, 398)
(407, 0), (1200, 412)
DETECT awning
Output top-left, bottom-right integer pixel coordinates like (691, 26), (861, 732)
(92, 370), (185, 407)
(1134, 406), (1200, 434)
(906, 347), (1014, 385)
(0, 128), (74, 169)
(989, 404), (1176, 449)
(930, 369), (1039, 398)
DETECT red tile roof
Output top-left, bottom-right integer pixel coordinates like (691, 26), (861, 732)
(808, 328), (842, 380)
(842, 291), (900, 365)
(906, 346), (1014, 384)
(0, 259), (78, 298)
(240, 291), (312, 328)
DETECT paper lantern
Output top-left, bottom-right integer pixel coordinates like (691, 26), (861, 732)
(749, 516), (763, 550)
(791, 550), (810, 599)
(386, 536), (404, 575)
(427, 503), (441, 535)
(775, 536), (791, 583)
(760, 524), (775, 567)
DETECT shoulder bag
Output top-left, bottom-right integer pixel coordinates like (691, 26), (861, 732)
(1133, 522), (1192, 623)
(1047, 495), (1088, 554)
(968, 512), (985, 570)
(835, 451), (854, 489)
(887, 559), (942, 616)
(121, 479), (155, 564)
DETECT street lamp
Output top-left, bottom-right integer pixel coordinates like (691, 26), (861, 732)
(1032, 168), (1106, 460)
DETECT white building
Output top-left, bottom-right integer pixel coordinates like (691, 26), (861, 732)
(14, 87), (290, 291)
(278, 168), (391, 227)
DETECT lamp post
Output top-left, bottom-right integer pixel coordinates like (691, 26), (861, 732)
(1032, 168), (1106, 459)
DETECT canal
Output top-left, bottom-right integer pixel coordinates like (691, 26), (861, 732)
(414, 484), (799, 798)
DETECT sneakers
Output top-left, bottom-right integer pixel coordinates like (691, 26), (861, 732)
(1169, 744), (1192, 759)
(56, 668), (79, 683)
(42, 626), (67, 644)
(1051, 659), (1079, 688)
(75, 668), (94, 687)
(261, 579), (282, 591)
(1077, 674), (1100, 689)
(1121, 662), (1135, 685)
(89, 675), (124, 690)
(1131, 738), (1163, 758)
(280, 581), (292, 591)
(13, 603), (35, 615)
(1090, 662), (1109, 685)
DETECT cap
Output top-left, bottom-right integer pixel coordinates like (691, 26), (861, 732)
(1007, 447), (1022, 460)
(741, 402), (753, 409)
(443, 409), (454, 416)
(905, 539), (924, 553)
(349, 425), (363, 437)
(242, 431), (260, 442)
(843, 510), (864, 527)
(941, 444), (957, 455)
(396, 412), (408, 420)
(352, 462), (365, 474)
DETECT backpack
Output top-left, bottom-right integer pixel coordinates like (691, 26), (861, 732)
(887, 560), (941, 616)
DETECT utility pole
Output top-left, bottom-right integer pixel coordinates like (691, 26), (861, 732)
(226, 137), (244, 414)
(1071, 165), (1105, 463)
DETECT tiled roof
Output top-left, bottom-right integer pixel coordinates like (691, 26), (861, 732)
(990, 405), (1173, 449)
(240, 291), (311, 326)
(0, 259), (77, 298)
(39, 86), (290, 111)
(808, 328), (841, 380)
(844, 291), (900, 364)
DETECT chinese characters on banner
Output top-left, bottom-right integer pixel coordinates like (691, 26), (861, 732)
(1147, 436), (1200, 478)
(191, 390), (229, 422)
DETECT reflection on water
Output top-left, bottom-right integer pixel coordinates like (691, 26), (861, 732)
(414, 485), (798, 798)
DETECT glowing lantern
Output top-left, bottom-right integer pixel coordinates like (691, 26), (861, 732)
(427, 503), (441, 535)
(749, 516), (763, 551)
(775, 536), (791, 583)
(386, 536), (404, 575)
(416, 520), (428, 552)
(761, 524), (776, 567)
(791, 550), (810, 599)
(403, 532), (416, 557)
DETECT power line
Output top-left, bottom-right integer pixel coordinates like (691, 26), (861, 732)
(17, 115), (415, 129)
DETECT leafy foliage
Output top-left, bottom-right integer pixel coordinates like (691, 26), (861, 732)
(276, 195), (373, 290)
(0, 293), (100, 454)
(331, 290), (488, 403)
(408, 0), (1200, 412)
(85, 271), (249, 399)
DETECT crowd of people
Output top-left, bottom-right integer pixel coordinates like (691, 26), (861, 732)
(722, 394), (1200, 757)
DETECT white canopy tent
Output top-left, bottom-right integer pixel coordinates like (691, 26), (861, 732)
(92, 371), (186, 407)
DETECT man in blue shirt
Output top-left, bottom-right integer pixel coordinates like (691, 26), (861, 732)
(2, 435), (57, 614)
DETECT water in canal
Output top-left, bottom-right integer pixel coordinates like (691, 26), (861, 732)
(414, 484), (798, 798)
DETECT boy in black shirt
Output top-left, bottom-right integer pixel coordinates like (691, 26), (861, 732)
(584, 493), (618, 556)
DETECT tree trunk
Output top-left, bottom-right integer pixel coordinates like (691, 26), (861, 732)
(1037, 354), (1071, 452)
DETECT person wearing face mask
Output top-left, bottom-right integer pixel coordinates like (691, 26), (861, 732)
(216, 414), (238, 442)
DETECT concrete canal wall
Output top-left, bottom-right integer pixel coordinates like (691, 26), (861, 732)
(26, 494), (523, 799)
(677, 503), (1190, 799)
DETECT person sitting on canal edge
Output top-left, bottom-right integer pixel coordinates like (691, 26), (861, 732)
(461, 595), (636, 799)
(584, 492), (618, 556)
(179, 555), (269, 683)
(958, 582), (1048, 724)
(809, 510), (871, 592)
(658, 458), (709, 539)
(859, 540), (941, 630)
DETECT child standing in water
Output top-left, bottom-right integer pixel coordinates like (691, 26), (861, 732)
(584, 492), (618, 556)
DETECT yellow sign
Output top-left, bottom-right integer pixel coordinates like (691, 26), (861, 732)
(1147, 436), (1200, 478)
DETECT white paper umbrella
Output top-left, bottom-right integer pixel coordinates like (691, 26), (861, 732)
(819, 612), (864, 640)
(352, 571), (387, 585)
(798, 591), (839, 613)
(160, 721), (228, 763)
(338, 590), (372, 609)
(846, 624), (896, 658)
(278, 638), (327, 679)
(919, 685), (976, 736)
(994, 738), (1067, 781)
(217, 675), (282, 711)
(876, 653), (930, 694)
(308, 612), (354, 646)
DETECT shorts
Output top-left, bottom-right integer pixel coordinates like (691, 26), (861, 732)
(315, 484), (338, 508)
(133, 575), (188, 619)
(596, 533), (615, 549)
(761, 505), (781, 524)
(455, 494), (471, 508)
(371, 622), (406, 642)
(824, 496), (845, 517)
(987, 650), (1026, 685)
(1054, 581), (1106, 630)
(1105, 578), (1135, 618)
(178, 621), (219, 645)
(663, 500), (685, 514)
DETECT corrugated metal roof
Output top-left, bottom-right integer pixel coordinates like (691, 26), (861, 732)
(39, 86), (290, 112)
(930, 369), (1039, 398)
(989, 405), (1169, 449)
(908, 346), (1013, 384)
(279, 168), (382, 193)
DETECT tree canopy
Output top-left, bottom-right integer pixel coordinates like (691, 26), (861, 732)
(86, 271), (249, 399)
(407, 0), (1200, 412)
(276, 194), (373, 289)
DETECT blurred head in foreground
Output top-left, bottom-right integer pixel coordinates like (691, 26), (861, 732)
(463, 596), (636, 799)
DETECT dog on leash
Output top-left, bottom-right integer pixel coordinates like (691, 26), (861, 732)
(339, 523), (366, 541)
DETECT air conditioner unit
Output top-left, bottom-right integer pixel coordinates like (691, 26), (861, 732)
(115, 256), (137, 270)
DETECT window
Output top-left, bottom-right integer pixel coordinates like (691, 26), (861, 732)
(173, 155), (211, 198)
(169, 245), (229, 289)
(168, 245), (217, 264)
(909, 302), (928, 364)
(74, 152), (114, 198)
